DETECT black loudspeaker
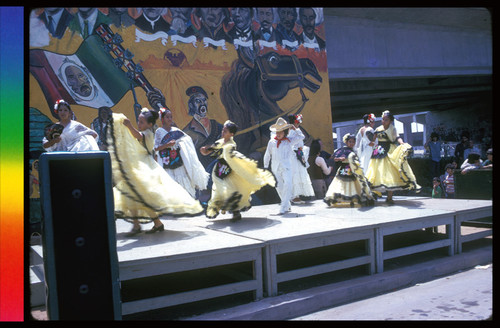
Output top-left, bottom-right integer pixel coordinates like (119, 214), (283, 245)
(39, 151), (121, 320)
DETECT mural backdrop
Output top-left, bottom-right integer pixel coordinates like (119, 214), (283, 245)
(29, 7), (332, 167)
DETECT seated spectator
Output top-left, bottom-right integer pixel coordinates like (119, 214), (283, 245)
(461, 153), (482, 174)
(482, 148), (493, 168)
(463, 140), (481, 164)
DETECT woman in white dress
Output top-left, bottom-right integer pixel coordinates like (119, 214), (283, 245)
(154, 108), (209, 198)
(354, 113), (376, 172)
(42, 99), (99, 152)
(287, 114), (315, 203)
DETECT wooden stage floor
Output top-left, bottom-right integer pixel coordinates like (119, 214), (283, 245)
(30, 196), (492, 318)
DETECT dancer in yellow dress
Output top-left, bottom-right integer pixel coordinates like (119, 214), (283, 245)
(365, 110), (421, 204)
(200, 121), (276, 222)
(324, 133), (376, 207)
(107, 108), (204, 236)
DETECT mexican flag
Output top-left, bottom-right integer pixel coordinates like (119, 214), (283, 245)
(30, 34), (137, 117)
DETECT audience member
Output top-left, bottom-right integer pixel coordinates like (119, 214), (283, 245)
(424, 132), (442, 180)
(461, 153), (482, 174)
(454, 131), (470, 166)
(463, 140), (481, 163)
(442, 163), (455, 198)
(431, 177), (443, 198)
(482, 148), (493, 168)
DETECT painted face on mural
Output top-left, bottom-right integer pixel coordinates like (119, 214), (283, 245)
(170, 7), (192, 19)
(257, 8), (274, 30)
(98, 107), (111, 121)
(232, 8), (252, 30)
(45, 7), (63, 16)
(110, 8), (128, 15)
(189, 93), (208, 118)
(199, 8), (225, 28)
(170, 8), (192, 33)
(299, 8), (316, 37)
(278, 8), (297, 32)
(142, 8), (164, 21)
(65, 65), (92, 97)
(78, 8), (96, 19)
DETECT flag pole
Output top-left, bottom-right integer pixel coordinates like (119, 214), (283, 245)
(96, 24), (166, 112)
(130, 83), (141, 122)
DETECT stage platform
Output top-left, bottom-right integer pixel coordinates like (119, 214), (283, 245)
(30, 196), (492, 317)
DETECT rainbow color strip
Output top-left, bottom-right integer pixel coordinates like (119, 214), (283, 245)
(0, 6), (24, 321)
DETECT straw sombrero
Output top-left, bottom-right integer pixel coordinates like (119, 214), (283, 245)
(270, 117), (293, 132)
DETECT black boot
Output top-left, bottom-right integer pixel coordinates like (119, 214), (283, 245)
(230, 211), (242, 222)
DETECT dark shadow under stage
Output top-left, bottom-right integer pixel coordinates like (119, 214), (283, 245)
(30, 196), (492, 318)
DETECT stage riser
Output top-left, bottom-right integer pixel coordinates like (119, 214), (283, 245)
(264, 229), (376, 297)
(119, 248), (263, 281)
(374, 214), (456, 273)
(30, 198), (492, 316)
(122, 280), (258, 315)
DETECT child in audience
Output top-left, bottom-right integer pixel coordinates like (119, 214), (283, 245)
(442, 164), (455, 198)
(432, 177), (443, 198)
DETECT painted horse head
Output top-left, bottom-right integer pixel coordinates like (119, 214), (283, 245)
(220, 48), (323, 155)
(255, 51), (322, 103)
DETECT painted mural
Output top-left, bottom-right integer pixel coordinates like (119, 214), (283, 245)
(29, 7), (332, 167)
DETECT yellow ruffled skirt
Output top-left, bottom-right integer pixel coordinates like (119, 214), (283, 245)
(324, 152), (377, 206)
(108, 114), (203, 223)
(206, 147), (275, 218)
(365, 143), (421, 192)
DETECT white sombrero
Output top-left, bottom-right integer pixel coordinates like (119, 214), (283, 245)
(270, 117), (294, 132)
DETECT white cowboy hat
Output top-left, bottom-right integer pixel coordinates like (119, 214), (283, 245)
(270, 117), (293, 132)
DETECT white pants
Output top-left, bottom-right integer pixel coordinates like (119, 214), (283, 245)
(274, 167), (293, 213)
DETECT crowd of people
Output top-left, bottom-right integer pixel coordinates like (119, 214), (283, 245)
(31, 100), (492, 237)
(424, 129), (493, 199)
